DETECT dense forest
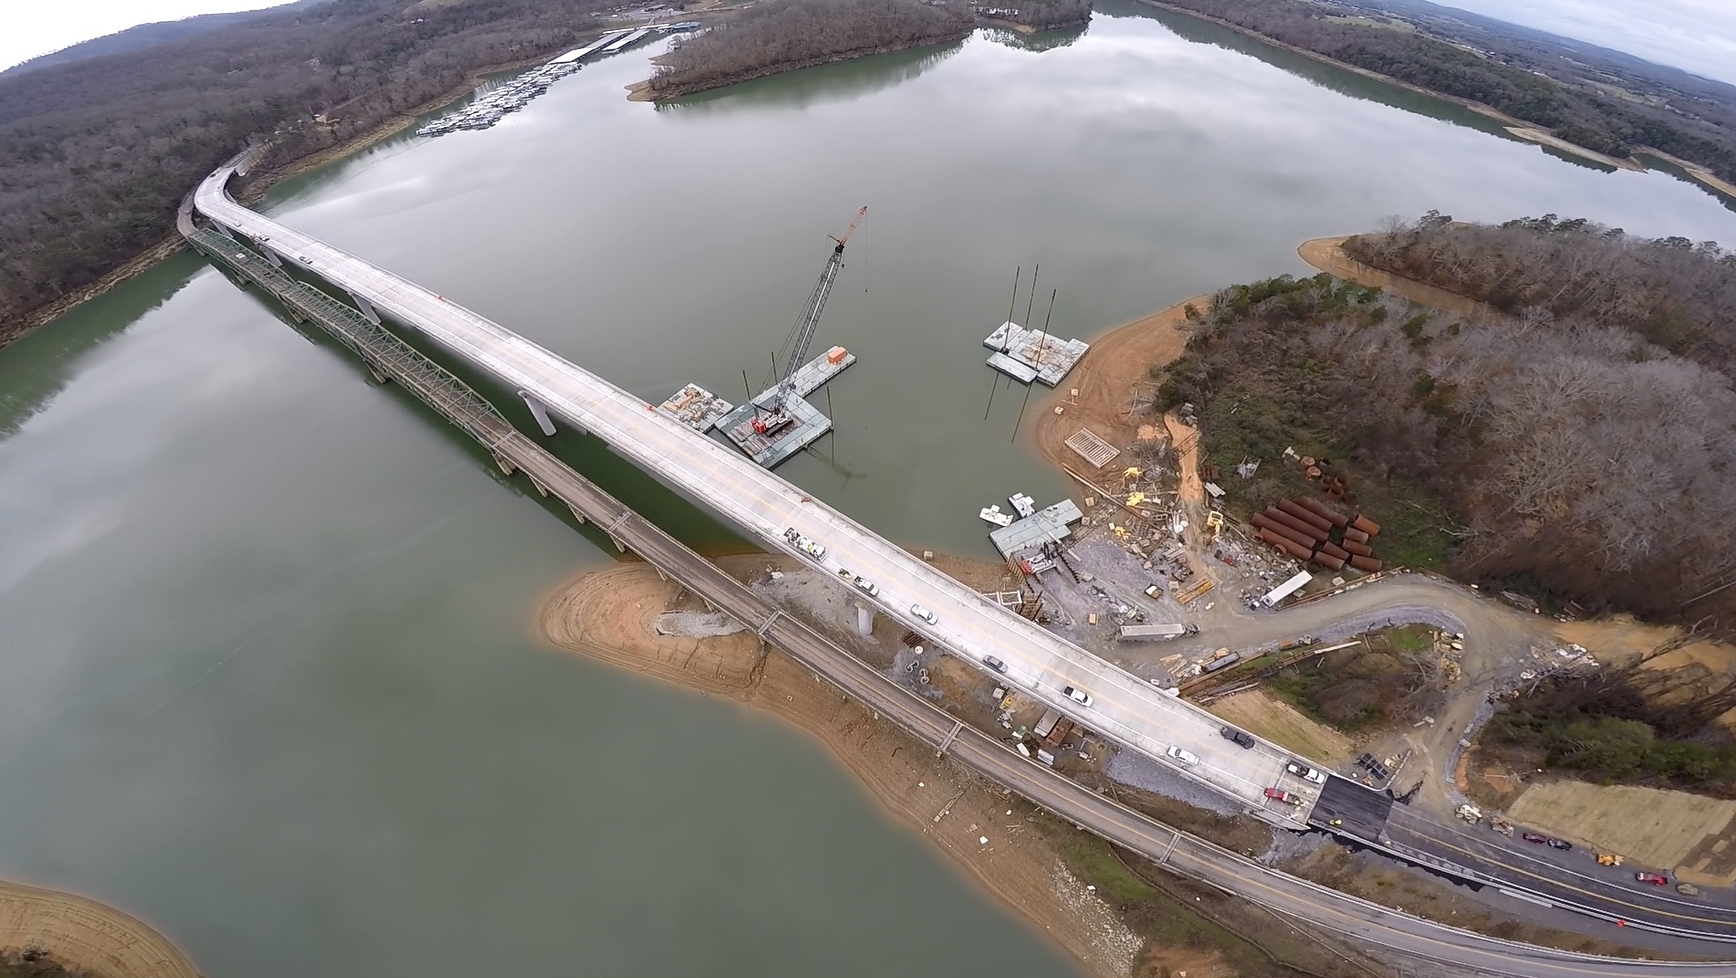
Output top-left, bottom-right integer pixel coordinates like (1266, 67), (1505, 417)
(0, 0), (612, 347)
(1150, 0), (1736, 181)
(1158, 216), (1736, 628)
(648, 0), (975, 98)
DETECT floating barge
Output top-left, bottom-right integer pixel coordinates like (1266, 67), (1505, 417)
(711, 346), (856, 468)
(656, 383), (734, 432)
(984, 321), (1089, 387)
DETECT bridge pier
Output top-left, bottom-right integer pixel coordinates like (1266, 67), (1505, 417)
(519, 391), (557, 436)
(345, 290), (382, 326)
(608, 534), (626, 553)
(366, 364), (388, 384)
(494, 455), (516, 476)
(528, 476), (550, 498)
(565, 503), (586, 524)
(855, 602), (875, 637)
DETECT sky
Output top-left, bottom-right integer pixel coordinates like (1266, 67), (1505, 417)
(1434, 0), (1736, 86)
(2, 0), (295, 71)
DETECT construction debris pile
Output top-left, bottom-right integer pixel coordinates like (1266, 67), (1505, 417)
(1251, 496), (1384, 574)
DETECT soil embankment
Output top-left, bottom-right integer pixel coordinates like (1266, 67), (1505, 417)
(1026, 295), (1207, 476)
(538, 557), (1152, 978)
(0, 879), (199, 978)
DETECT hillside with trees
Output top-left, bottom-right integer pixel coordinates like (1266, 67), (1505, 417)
(1148, 0), (1736, 182)
(0, 0), (612, 349)
(647, 0), (975, 99)
(1157, 217), (1736, 630)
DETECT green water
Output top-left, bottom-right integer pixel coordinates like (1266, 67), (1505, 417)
(5, 6), (1736, 976)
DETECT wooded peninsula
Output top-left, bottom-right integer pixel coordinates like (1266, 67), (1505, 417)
(1162, 214), (1736, 628)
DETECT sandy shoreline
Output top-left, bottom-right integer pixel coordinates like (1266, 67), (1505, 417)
(0, 878), (200, 977)
(537, 557), (1149, 978)
(1297, 235), (1502, 320)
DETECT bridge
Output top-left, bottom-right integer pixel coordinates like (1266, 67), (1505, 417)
(192, 154), (1316, 822)
(187, 154), (1736, 970)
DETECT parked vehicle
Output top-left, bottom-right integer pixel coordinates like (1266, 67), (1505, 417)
(983, 655), (1007, 674)
(1522, 833), (1548, 844)
(852, 575), (878, 596)
(785, 527), (825, 558)
(1546, 838), (1573, 851)
(910, 604), (938, 625)
(1221, 726), (1255, 749)
(1264, 788), (1300, 804)
(1596, 853), (1624, 866)
(1064, 686), (1093, 707)
(1636, 872), (1669, 886)
(1167, 746), (1199, 766)
(1678, 882), (1703, 896)
(1285, 761), (1327, 784)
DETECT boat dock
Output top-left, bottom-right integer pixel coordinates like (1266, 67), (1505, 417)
(988, 497), (1085, 562)
(416, 23), (695, 138)
(711, 346), (856, 468)
(984, 321), (1089, 387)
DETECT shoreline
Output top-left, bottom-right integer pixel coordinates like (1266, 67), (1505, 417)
(0, 877), (200, 977)
(1128, 0), (1695, 180)
(1503, 126), (1643, 171)
(536, 556), (1149, 978)
(629, 33), (972, 102)
(1296, 235), (1502, 320)
(0, 43), (600, 354)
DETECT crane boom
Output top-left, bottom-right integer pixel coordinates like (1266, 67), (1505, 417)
(767, 206), (867, 416)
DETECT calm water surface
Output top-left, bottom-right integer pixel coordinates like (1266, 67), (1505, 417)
(5, 6), (1736, 976)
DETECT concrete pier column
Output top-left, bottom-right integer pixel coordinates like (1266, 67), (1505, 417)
(345, 290), (382, 326)
(565, 503), (586, 524)
(855, 602), (875, 637)
(254, 241), (283, 267)
(519, 391), (557, 436)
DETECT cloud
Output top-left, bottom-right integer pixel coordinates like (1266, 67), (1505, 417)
(1435, 0), (1736, 86)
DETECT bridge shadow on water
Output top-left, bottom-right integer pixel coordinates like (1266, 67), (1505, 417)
(248, 266), (759, 561)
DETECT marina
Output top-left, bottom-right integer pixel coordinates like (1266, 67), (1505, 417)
(415, 23), (699, 138)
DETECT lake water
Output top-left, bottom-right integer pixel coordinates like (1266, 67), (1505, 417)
(4, 5), (1736, 975)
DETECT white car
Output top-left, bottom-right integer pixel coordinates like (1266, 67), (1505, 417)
(1286, 761), (1327, 784)
(1167, 746), (1200, 766)
(852, 576), (878, 597)
(910, 604), (938, 625)
(1064, 686), (1093, 707)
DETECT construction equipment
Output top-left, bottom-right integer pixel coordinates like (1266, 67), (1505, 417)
(751, 206), (868, 436)
(1597, 852), (1625, 866)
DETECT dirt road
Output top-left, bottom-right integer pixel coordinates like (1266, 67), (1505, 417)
(0, 878), (200, 977)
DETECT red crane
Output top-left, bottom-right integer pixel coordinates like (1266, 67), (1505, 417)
(752, 206), (867, 435)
